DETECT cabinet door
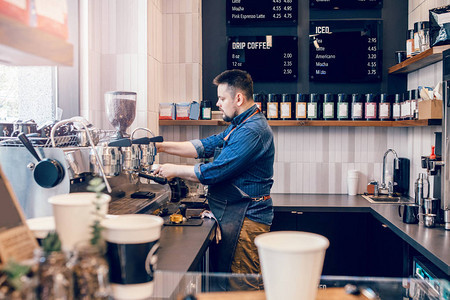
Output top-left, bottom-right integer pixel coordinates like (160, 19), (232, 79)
(271, 210), (299, 231)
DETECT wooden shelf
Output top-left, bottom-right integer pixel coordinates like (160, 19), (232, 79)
(0, 14), (73, 66)
(159, 119), (441, 127)
(388, 45), (450, 74)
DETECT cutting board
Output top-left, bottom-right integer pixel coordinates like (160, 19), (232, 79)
(194, 288), (369, 299)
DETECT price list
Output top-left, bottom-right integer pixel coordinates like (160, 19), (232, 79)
(309, 20), (382, 83)
(228, 36), (298, 81)
(310, 0), (382, 9)
(226, 0), (298, 26)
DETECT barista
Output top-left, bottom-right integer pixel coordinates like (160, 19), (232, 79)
(153, 69), (275, 275)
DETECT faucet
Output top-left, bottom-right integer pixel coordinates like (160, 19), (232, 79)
(380, 149), (399, 194)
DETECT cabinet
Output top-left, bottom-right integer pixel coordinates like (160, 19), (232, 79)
(271, 210), (403, 277)
(0, 14), (73, 66)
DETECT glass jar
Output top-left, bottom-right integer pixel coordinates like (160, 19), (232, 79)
(37, 250), (74, 300)
(393, 93), (402, 121)
(295, 94), (308, 120)
(307, 93), (321, 120)
(266, 94), (280, 120)
(365, 93), (378, 120)
(200, 100), (212, 120)
(337, 93), (350, 120)
(351, 93), (364, 120)
(413, 22), (421, 55)
(280, 94), (294, 120)
(378, 93), (391, 121)
(418, 21), (430, 52)
(73, 244), (111, 300)
(322, 93), (336, 120)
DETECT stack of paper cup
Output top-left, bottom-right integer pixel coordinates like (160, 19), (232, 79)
(347, 170), (359, 196)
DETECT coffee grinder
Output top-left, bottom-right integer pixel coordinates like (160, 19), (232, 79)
(420, 132), (443, 228)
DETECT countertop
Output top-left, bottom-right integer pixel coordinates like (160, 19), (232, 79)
(271, 194), (450, 276)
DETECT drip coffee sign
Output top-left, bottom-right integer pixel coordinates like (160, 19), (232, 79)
(0, 166), (38, 263)
(309, 20), (382, 83)
(228, 35), (298, 81)
(310, 0), (382, 10)
(226, 0), (298, 26)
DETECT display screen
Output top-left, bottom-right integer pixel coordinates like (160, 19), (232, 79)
(309, 20), (382, 83)
(310, 0), (382, 9)
(228, 36), (298, 82)
(226, 0), (298, 26)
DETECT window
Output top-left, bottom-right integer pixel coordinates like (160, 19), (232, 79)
(0, 65), (57, 126)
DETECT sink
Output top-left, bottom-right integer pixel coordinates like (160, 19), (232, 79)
(361, 194), (410, 204)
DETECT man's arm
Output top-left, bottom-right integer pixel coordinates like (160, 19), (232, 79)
(156, 141), (198, 158)
(153, 164), (199, 183)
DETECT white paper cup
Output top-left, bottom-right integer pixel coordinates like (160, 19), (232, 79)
(48, 192), (111, 251)
(101, 214), (164, 300)
(26, 216), (55, 240)
(347, 170), (359, 195)
(255, 231), (329, 300)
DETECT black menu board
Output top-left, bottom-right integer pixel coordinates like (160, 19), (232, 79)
(228, 36), (298, 81)
(309, 20), (382, 83)
(226, 0), (298, 26)
(310, 0), (382, 9)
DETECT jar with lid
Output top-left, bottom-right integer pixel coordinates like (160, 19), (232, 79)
(280, 94), (294, 120)
(200, 100), (212, 120)
(307, 93), (321, 120)
(378, 93), (391, 121)
(406, 29), (415, 58)
(337, 93), (350, 120)
(351, 94), (364, 120)
(322, 93), (336, 120)
(295, 93), (308, 120)
(393, 93), (402, 121)
(253, 93), (266, 115)
(37, 250), (74, 300)
(365, 93), (378, 120)
(401, 91), (411, 119)
(266, 94), (280, 120)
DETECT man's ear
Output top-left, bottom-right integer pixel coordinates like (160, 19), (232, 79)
(235, 92), (245, 106)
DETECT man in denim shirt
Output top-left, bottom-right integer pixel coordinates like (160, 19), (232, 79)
(154, 70), (275, 277)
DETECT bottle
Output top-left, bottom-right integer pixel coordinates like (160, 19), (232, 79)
(280, 94), (294, 120)
(406, 29), (415, 58)
(322, 93), (336, 120)
(378, 93), (391, 121)
(351, 93), (364, 120)
(267, 94), (280, 120)
(365, 93), (378, 120)
(393, 93), (402, 121)
(307, 93), (321, 120)
(295, 93), (308, 120)
(418, 21), (430, 52)
(409, 89), (419, 120)
(200, 100), (212, 120)
(413, 22), (421, 55)
(401, 91), (411, 120)
(337, 93), (350, 120)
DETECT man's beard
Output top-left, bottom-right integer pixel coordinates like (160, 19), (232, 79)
(223, 114), (233, 122)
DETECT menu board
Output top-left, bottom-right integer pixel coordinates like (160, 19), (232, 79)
(228, 36), (298, 81)
(226, 0), (298, 26)
(309, 20), (382, 83)
(310, 0), (382, 9)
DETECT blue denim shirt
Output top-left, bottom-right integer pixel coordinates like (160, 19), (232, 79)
(191, 105), (275, 225)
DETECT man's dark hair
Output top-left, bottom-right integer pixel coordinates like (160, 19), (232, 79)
(213, 69), (253, 100)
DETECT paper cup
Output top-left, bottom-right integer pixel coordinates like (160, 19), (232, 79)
(26, 216), (55, 242)
(255, 231), (329, 300)
(347, 170), (359, 195)
(101, 214), (164, 300)
(48, 192), (111, 251)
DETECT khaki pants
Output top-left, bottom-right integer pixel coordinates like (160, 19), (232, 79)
(230, 217), (270, 290)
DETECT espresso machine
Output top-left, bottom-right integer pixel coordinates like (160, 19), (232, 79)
(0, 91), (170, 219)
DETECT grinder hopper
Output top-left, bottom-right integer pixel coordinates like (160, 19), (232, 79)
(105, 91), (137, 138)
